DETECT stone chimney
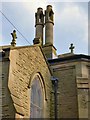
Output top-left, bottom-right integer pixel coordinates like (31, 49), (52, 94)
(43, 5), (57, 59)
(45, 5), (54, 45)
(35, 7), (44, 46)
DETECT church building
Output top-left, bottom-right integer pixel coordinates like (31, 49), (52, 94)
(0, 5), (90, 119)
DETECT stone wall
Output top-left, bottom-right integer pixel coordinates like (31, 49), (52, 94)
(0, 60), (2, 119)
(88, 66), (90, 119)
(1, 46), (90, 119)
(49, 59), (90, 118)
(53, 65), (78, 118)
(76, 61), (90, 118)
(2, 45), (52, 118)
(0, 49), (16, 118)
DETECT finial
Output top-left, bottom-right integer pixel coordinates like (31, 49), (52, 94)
(69, 43), (75, 53)
(11, 30), (17, 47)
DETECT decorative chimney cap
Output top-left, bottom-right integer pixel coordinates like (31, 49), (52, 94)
(37, 7), (43, 11)
(47, 5), (52, 9)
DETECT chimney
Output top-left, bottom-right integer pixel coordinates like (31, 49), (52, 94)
(43, 5), (57, 59)
(45, 5), (54, 45)
(35, 7), (44, 46)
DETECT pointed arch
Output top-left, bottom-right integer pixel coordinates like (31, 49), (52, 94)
(28, 72), (47, 118)
(28, 71), (47, 102)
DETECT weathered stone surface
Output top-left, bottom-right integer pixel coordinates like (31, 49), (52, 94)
(1, 59), (16, 118)
(1, 45), (90, 119)
(53, 66), (78, 118)
(49, 57), (90, 118)
(8, 45), (52, 118)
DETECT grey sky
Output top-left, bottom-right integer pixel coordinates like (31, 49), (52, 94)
(0, 0), (89, 55)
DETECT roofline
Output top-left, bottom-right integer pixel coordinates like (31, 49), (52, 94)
(48, 54), (90, 63)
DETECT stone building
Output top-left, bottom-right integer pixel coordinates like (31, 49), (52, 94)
(0, 5), (90, 119)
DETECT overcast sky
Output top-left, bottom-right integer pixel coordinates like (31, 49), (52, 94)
(0, 0), (89, 55)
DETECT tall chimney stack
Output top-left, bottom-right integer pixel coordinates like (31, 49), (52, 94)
(42, 5), (57, 59)
(34, 7), (44, 46)
(45, 5), (54, 45)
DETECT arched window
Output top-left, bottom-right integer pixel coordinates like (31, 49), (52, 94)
(30, 74), (44, 118)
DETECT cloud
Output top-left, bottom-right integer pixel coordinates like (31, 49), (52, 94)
(56, 2), (88, 54)
(1, 1), (88, 55)
(2, 0), (89, 2)
(0, 8), (2, 43)
(21, 0), (56, 16)
(54, 2), (88, 54)
(22, 0), (48, 12)
(0, 34), (2, 42)
(1, 1), (56, 46)
(61, 3), (88, 40)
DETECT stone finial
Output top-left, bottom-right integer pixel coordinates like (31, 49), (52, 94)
(69, 43), (75, 53)
(11, 30), (17, 47)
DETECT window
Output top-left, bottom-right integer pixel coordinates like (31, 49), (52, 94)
(30, 75), (44, 118)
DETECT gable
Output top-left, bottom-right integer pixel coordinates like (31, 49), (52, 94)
(8, 45), (52, 117)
